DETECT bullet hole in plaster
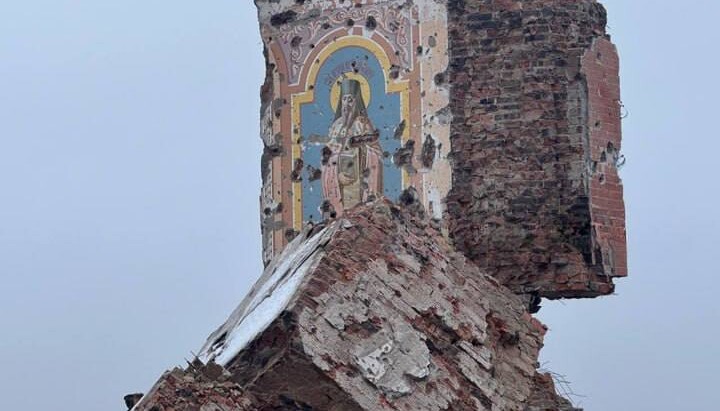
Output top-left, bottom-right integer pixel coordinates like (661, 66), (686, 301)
(321, 146), (332, 165)
(273, 98), (286, 118)
(389, 65), (400, 79)
(421, 134), (437, 169)
(291, 158), (304, 181)
(434, 106), (452, 125)
(321, 200), (337, 219)
(393, 140), (416, 173)
(265, 143), (283, 158)
(393, 120), (406, 140)
(284, 229), (299, 242)
(399, 187), (420, 207)
(270, 10), (297, 27)
(307, 165), (322, 181)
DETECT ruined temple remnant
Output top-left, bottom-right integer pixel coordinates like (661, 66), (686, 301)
(130, 1), (627, 409)
(258, 0), (626, 299)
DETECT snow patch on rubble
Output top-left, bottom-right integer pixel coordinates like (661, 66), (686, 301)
(197, 223), (337, 366)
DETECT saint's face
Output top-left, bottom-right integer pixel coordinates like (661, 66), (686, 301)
(341, 94), (356, 118)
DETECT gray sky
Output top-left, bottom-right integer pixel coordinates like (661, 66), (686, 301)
(0, 1), (716, 410)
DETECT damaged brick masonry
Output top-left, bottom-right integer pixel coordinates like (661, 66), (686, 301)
(131, 201), (581, 411)
(445, 0), (626, 299)
(256, 0), (626, 299)
(128, 0), (626, 410)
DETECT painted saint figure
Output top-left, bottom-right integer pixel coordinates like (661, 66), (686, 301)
(322, 79), (383, 216)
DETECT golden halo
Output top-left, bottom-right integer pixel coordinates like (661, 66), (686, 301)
(330, 72), (372, 112)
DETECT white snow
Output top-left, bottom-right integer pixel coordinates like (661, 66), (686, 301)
(197, 223), (337, 366)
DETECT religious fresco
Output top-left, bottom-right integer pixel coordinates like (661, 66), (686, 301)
(296, 44), (406, 223)
(257, 0), (451, 263)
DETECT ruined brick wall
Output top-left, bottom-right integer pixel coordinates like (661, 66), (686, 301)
(582, 37), (627, 278)
(128, 2), (628, 408)
(131, 202), (578, 410)
(445, 0), (626, 298)
(130, 366), (256, 411)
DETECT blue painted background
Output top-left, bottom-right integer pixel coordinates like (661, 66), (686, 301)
(300, 46), (402, 222)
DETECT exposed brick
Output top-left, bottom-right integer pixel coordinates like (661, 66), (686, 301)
(133, 202), (579, 410)
(446, 0), (626, 298)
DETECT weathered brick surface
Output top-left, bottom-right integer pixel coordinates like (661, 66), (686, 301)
(582, 38), (627, 278)
(131, 365), (256, 411)
(446, 0), (626, 298)
(132, 201), (578, 410)
(525, 374), (580, 411)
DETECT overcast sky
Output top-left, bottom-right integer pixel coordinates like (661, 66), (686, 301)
(0, 1), (717, 410)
